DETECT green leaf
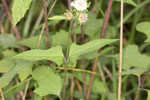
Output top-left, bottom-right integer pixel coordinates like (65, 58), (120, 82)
(51, 30), (72, 48)
(136, 22), (150, 42)
(14, 46), (64, 66)
(32, 66), (62, 96)
(84, 12), (103, 39)
(122, 45), (150, 76)
(2, 50), (17, 58)
(34, 94), (42, 100)
(18, 61), (33, 81)
(5, 80), (27, 97)
(12, 0), (32, 25)
(69, 39), (118, 65)
(0, 59), (15, 73)
(17, 35), (47, 49)
(147, 91), (150, 100)
(115, 0), (137, 6)
(0, 60), (32, 88)
(48, 15), (66, 21)
(123, 45), (150, 70)
(0, 34), (17, 49)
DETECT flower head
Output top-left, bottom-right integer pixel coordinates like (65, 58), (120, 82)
(71, 0), (88, 11)
(78, 13), (88, 24)
(65, 12), (73, 20)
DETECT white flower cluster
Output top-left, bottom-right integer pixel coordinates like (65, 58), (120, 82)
(71, 0), (88, 11)
(65, 0), (89, 24)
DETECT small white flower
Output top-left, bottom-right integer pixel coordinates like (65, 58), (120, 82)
(71, 0), (88, 11)
(78, 13), (88, 24)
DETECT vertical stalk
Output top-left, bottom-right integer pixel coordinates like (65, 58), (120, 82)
(0, 88), (5, 100)
(129, 0), (143, 44)
(101, 0), (113, 38)
(42, 0), (50, 48)
(63, 20), (72, 100)
(86, 0), (113, 99)
(117, 0), (124, 100)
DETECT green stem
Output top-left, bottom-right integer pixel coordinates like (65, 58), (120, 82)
(129, 0), (144, 43)
(116, 0), (150, 28)
(112, 57), (117, 99)
(62, 20), (72, 100)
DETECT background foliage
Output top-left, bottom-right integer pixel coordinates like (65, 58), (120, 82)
(0, 0), (150, 100)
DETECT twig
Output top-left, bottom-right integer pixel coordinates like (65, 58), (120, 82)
(56, 67), (97, 75)
(97, 62), (106, 82)
(86, 0), (113, 99)
(0, 88), (5, 100)
(103, 66), (113, 81)
(80, 23), (87, 99)
(37, 0), (57, 48)
(48, 0), (57, 15)
(134, 69), (150, 100)
(1, 0), (26, 51)
(75, 79), (82, 92)
(42, 0), (50, 48)
(101, 0), (113, 38)
(31, 10), (44, 36)
(86, 57), (98, 100)
(117, 0), (124, 100)
(37, 24), (45, 48)
(70, 77), (74, 100)
(22, 80), (30, 100)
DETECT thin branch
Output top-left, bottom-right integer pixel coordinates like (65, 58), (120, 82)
(37, 24), (45, 48)
(0, 88), (5, 100)
(134, 69), (150, 100)
(101, 0), (113, 38)
(117, 0), (124, 100)
(48, 0), (57, 15)
(37, 0), (57, 48)
(80, 23), (87, 99)
(103, 66), (113, 81)
(42, 0), (50, 48)
(86, 0), (113, 99)
(1, 0), (21, 40)
(97, 62), (106, 82)
(31, 10), (44, 36)
(86, 57), (98, 100)
(22, 80), (30, 100)
(75, 79), (82, 92)
(1, 0), (26, 51)
(70, 77), (74, 100)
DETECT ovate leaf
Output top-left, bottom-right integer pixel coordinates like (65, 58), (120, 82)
(17, 35), (47, 49)
(0, 34), (17, 49)
(123, 45), (150, 70)
(32, 66), (62, 96)
(17, 60), (33, 81)
(136, 22), (150, 42)
(0, 59), (15, 73)
(52, 30), (72, 48)
(122, 45), (150, 76)
(12, 0), (32, 25)
(0, 60), (32, 88)
(69, 39), (118, 63)
(14, 46), (64, 66)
